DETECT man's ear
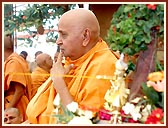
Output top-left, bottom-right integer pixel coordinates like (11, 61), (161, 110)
(82, 29), (90, 46)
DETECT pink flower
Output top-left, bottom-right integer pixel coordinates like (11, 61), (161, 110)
(146, 4), (157, 10)
(147, 78), (164, 92)
(99, 109), (112, 120)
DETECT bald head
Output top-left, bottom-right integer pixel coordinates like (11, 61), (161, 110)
(36, 53), (53, 72)
(59, 8), (100, 40)
(5, 107), (20, 115)
(35, 51), (43, 59)
(56, 8), (101, 60)
(4, 107), (23, 124)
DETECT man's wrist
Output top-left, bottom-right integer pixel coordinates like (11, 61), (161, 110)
(53, 77), (65, 91)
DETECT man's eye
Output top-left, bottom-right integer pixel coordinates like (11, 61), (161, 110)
(9, 116), (16, 120)
(62, 33), (67, 36)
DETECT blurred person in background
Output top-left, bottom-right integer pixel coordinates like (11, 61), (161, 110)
(19, 51), (28, 60)
(4, 107), (23, 124)
(29, 51), (43, 72)
(31, 53), (53, 99)
(4, 34), (32, 122)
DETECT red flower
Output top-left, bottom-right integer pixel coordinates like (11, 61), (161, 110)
(21, 15), (26, 19)
(151, 108), (164, 120)
(99, 109), (112, 120)
(112, 26), (116, 34)
(156, 26), (160, 30)
(145, 108), (164, 124)
(128, 13), (131, 18)
(146, 4), (157, 10)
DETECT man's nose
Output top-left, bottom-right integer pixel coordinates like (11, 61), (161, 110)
(56, 37), (62, 45)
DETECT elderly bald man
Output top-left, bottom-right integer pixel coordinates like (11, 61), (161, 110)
(29, 51), (43, 73)
(4, 34), (32, 122)
(30, 53), (53, 99)
(4, 107), (23, 124)
(26, 8), (118, 124)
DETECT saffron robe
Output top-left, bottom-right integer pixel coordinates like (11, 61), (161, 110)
(26, 39), (118, 124)
(4, 53), (32, 121)
(31, 67), (50, 99)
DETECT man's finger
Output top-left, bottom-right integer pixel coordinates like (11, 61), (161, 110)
(56, 52), (63, 64)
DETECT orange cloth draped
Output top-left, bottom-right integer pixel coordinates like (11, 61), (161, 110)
(26, 77), (56, 124)
(31, 67), (50, 99)
(26, 39), (118, 124)
(4, 53), (32, 121)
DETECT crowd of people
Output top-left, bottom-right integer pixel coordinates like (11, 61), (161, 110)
(3, 8), (119, 124)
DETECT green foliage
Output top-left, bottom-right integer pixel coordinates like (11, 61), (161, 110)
(141, 83), (164, 109)
(142, 83), (159, 105)
(158, 92), (164, 109)
(4, 4), (74, 33)
(4, 4), (76, 45)
(155, 60), (164, 71)
(106, 4), (164, 56)
(126, 61), (136, 74)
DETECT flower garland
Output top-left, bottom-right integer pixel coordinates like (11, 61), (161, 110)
(101, 53), (130, 124)
(52, 53), (131, 124)
(100, 68), (164, 124)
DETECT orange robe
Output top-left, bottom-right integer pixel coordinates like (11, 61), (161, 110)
(26, 39), (118, 124)
(4, 53), (32, 121)
(31, 66), (50, 99)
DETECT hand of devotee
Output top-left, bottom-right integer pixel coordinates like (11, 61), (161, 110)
(51, 52), (74, 106)
(50, 52), (74, 90)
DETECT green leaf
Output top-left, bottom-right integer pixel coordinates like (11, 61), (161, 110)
(124, 6), (132, 13)
(143, 24), (151, 34)
(134, 45), (140, 52)
(158, 92), (164, 108)
(139, 43), (147, 51)
(142, 83), (159, 105)
(25, 21), (34, 26)
(7, 20), (15, 24)
(144, 34), (152, 44)
(126, 61), (136, 73)
(119, 35), (127, 44)
(123, 47), (133, 55)
(110, 43), (118, 51)
(136, 20), (144, 26)
(134, 40), (141, 45)
(155, 60), (164, 71)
